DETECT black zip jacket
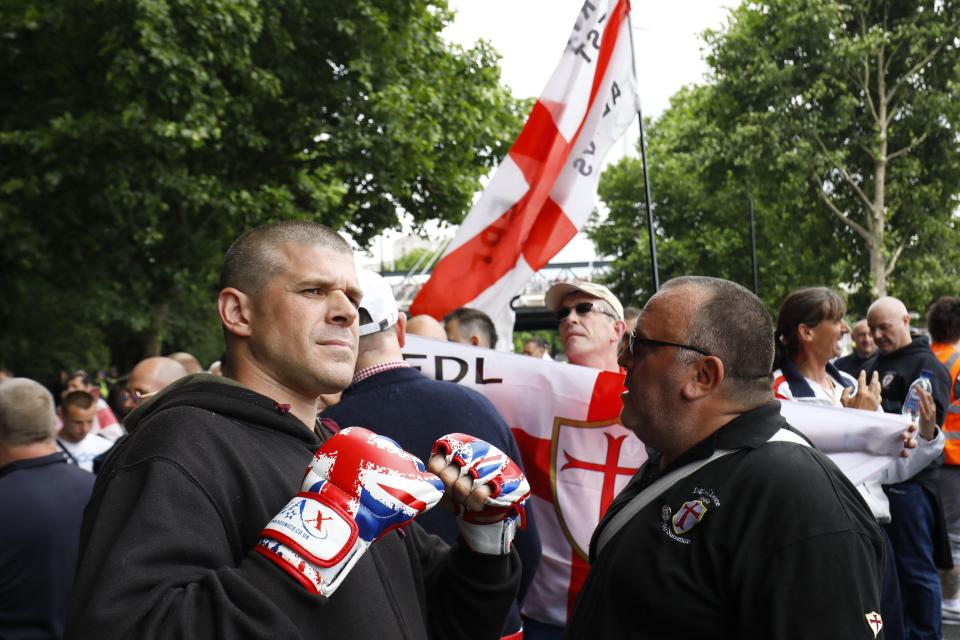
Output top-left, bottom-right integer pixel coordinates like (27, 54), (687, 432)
(64, 374), (519, 639)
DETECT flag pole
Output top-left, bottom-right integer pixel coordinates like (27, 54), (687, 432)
(627, 11), (659, 293)
(749, 195), (759, 294)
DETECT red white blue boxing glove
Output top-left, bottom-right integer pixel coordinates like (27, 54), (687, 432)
(431, 433), (530, 555)
(256, 426), (444, 597)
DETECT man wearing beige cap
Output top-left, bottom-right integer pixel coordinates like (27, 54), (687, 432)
(521, 281), (630, 640)
(544, 281), (627, 372)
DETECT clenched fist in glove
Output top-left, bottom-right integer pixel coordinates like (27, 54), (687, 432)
(256, 426), (444, 597)
(430, 433), (531, 555)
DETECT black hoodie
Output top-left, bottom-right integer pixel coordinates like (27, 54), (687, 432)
(863, 335), (953, 569)
(863, 335), (951, 423)
(64, 375), (519, 639)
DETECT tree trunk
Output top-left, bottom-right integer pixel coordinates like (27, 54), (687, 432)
(870, 46), (889, 299)
(143, 301), (169, 357)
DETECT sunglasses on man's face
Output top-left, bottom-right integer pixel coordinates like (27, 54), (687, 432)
(625, 332), (712, 358)
(556, 302), (616, 322)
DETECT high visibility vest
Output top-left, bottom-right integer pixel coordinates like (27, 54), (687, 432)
(932, 342), (960, 465)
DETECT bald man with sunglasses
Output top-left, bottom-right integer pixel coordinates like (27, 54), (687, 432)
(566, 276), (884, 639)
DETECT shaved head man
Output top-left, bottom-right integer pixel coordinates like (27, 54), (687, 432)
(406, 314), (448, 341)
(444, 308), (498, 348)
(864, 295), (952, 638)
(567, 276), (883, 638)
(121, 357), (189, 414)
(167, 352), (203, 375)
(867, 297), (912, 355)
(66, 220), (522, 640)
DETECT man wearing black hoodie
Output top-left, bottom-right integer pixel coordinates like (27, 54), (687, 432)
(65, 222), (521, 640)
(864, 296), (952, 640)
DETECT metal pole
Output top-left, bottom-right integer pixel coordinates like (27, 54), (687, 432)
(749, 195), (759, 294)
(627, 12), (659, 292)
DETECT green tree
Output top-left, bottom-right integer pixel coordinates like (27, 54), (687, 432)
(0, 0), (525, 377)
(591, 85), (856, 311)
(591, 0), (960, 314)
(706, 0), (960, 298)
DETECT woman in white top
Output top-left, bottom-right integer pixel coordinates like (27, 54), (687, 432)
(772, 286), (883, 408)
(771, 286), (941, 640)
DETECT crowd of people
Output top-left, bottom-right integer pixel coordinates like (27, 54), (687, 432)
(2, 219), (960, 640)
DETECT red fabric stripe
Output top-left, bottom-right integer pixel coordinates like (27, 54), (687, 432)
(586, 369), (626, 421)
(585, 0), (631, 120)
(521, 197), (578, 271)
(510, 100), (572, 185)
(409, 102), (571, 319)
(567, 550), (591, 617)
(772, 375), (788, 400)
(511, 427), (552, 501)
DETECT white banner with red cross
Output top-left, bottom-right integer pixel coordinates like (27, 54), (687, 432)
(401, 335), (643, 625)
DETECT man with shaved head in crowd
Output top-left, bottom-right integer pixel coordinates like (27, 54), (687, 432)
(567, 276), (883, 638)
(865, 295), (952, 639)
(119, 356), (189, 418)
(167, 352), (203, 375)
(66, 221), (523, 639)
(444, 307), (498, 348)
(406, 314), (448, 341)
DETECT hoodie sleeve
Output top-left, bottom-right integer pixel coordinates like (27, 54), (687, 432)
(407, 524), (522, 640)
(64, 458), (322, 640)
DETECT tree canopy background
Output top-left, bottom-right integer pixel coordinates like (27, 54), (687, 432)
(590, 0), (960, 316)
(0, 0), (527, 379)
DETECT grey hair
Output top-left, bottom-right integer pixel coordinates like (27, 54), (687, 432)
(0, 378), (57, 447)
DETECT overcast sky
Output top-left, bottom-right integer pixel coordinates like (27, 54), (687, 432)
(365, 0), (735, 265)
(443, 0), (733, 120)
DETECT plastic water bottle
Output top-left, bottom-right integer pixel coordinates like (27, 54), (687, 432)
(902, 369), (934, 420)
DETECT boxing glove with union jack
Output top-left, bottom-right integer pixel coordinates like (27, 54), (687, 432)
(256, 426), (444, 597)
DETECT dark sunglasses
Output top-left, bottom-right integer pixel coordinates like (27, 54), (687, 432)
(123, 388), (145, 405)
(626, 332), (712, 358)
(556, 302), (617, 321)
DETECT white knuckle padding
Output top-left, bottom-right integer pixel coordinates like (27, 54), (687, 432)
(459, 516), (521, 556)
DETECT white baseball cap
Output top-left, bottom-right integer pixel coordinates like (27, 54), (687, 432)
(357, 269), (399, 336)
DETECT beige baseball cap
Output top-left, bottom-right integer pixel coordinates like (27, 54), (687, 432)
(545, 281), (624, 321)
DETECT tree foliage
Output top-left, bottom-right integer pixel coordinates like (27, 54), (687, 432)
(0, 0), (525, 378)
(591, 0), (960, 315)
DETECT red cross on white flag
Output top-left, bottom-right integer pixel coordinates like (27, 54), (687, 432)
(409, 0), (639, 347)
(401, 334), (647, 626)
